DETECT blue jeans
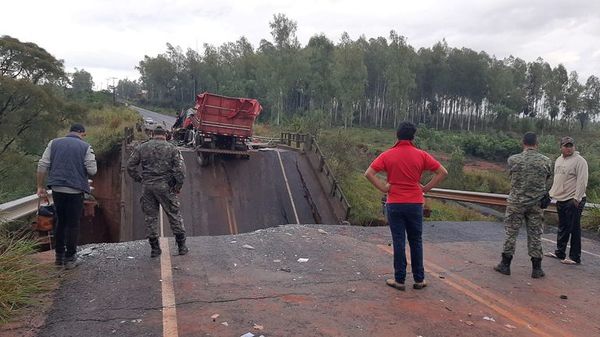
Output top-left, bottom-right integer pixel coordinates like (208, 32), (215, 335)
(386, 203), (424, 283)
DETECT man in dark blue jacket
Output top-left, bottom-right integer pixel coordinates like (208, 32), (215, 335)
(37, 123), (97, 269)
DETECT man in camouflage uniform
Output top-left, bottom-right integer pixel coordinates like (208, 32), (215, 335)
(127, 126), (189, 257)
(494, 132), (552, 278)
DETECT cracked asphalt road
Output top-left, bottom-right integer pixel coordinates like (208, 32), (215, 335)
(5, 221), (600, 337)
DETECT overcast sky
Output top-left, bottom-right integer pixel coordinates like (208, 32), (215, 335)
(3, 0), (600, 90)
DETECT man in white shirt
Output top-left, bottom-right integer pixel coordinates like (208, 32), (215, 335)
(545, 136), (588, 265)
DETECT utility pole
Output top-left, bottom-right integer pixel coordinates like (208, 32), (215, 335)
(107, 77), (117, 105)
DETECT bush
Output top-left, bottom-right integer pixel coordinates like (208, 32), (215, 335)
(0, 226), (48, 322)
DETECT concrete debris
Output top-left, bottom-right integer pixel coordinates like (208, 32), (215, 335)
(243, 244), (255, 250)
(504, 324), (516, 329)
(347, 288), (356, 293)
(465, 321), (474, 326)
(317, 229), (328, 234)
(230, 240), (237, 244)
(483, 316), (495, 322)
(221, 322), (229, 326)
(297, 258), (309, 263)
(240, 333), (255, 337)
(253, 324), (264, 330)
(211, 314), (220, 321)
(78, 247), (96, 256)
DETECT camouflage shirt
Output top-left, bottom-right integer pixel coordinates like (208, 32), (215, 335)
(507, 148), (553, 205)
(127, 139), (186, 189)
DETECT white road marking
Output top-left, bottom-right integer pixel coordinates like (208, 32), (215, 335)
(159, 206), (179, 337)
(542, 237), (600, 259)
(277, 151), (300, 224)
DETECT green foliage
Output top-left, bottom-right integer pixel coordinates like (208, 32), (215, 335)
(461, 133), (521, 161)
(426, 199), (495, 221)
(443, 148), (466, 189)
(0, 227), (49, 322)
(341, 171), (385, 225)
(582, 207), (600, 232)
(84, 107), (140, 157)
(70, 68), (94, 93)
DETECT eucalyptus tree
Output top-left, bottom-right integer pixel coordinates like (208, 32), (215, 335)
(71, 68), (94, 93)
(563, 71), (583, 126)
(415, 41), (449, 129)
(265, 13), (303, 124)
(384, 31), (416, 127)
(116, 79), (141, 101)
(544, 64), (568, 125)
(137, 54), (177, 105)
(524, 58), (549, 117)
(362, 35), (389, 127)
(333, 32), (367, 128)
(304, 34), (336, 113)
(579, 75), (600, 129)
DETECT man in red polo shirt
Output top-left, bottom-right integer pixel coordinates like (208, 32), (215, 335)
(365, 122), (447, 291)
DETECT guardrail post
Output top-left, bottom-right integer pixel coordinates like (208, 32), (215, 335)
(330, 180), (337, 196)
(319, 156), (325, 172)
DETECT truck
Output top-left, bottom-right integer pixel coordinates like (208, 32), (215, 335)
(172, 92), (262, 166)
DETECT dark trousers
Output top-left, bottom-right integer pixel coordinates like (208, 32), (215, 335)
(386, 203), (424, 283)
(53, 191), (84, 258)
(555, 197), (586, 263)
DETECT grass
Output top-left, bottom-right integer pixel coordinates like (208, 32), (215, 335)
(84, 106), (140, 157)
(0, 226), (49, 323)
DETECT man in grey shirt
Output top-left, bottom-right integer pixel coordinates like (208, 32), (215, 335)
(37, 123), (97, 269)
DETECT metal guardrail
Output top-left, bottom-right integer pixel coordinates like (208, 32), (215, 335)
(426, 188), (599, 213)
(0, 192), (53, 223)
(280, 132), (352, 220)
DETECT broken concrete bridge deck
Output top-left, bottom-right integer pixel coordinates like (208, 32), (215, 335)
(5, 221), (600, 337)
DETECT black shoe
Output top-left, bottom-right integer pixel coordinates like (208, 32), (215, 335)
(175, 234), (189, 255)
(494, 253), (512, 275)
(55, 253), (65, 266)
(149, 238), (161, 258)
(531, 257), (545, 278)
(64, 256), (80, 270)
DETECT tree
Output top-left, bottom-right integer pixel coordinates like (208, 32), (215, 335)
(0, 35), (80, 158)
(116, 79), (141, 100)
(579, 75), (600, 129)
(333, 33), (367, 128)
(71, 68), (94, 93)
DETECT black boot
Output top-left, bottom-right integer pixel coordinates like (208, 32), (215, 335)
(149, 238), (161, 258)
(531, 257), (545, 278)
(494, 253), (512, 275)
(55, 252), (65, 266)
(175, 234), (189, 255)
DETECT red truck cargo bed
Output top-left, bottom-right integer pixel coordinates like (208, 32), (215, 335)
(193, 92), (262, 138)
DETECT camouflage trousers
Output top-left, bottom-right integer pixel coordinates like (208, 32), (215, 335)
(141, 183), (185, 239)
(502, 203), (544, 258)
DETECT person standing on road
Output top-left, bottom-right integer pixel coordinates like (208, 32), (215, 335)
(37, 123), (97, 269)
(494, 132), (552, 278)
(127, 126), (189, 257)
(545, 136), (588, 265)
(365, 121), (448, 291)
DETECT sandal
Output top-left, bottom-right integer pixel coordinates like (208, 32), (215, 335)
(386, 279), (406, 291)
(544, 252), (560, 259)
(561, 258), (579, 265)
